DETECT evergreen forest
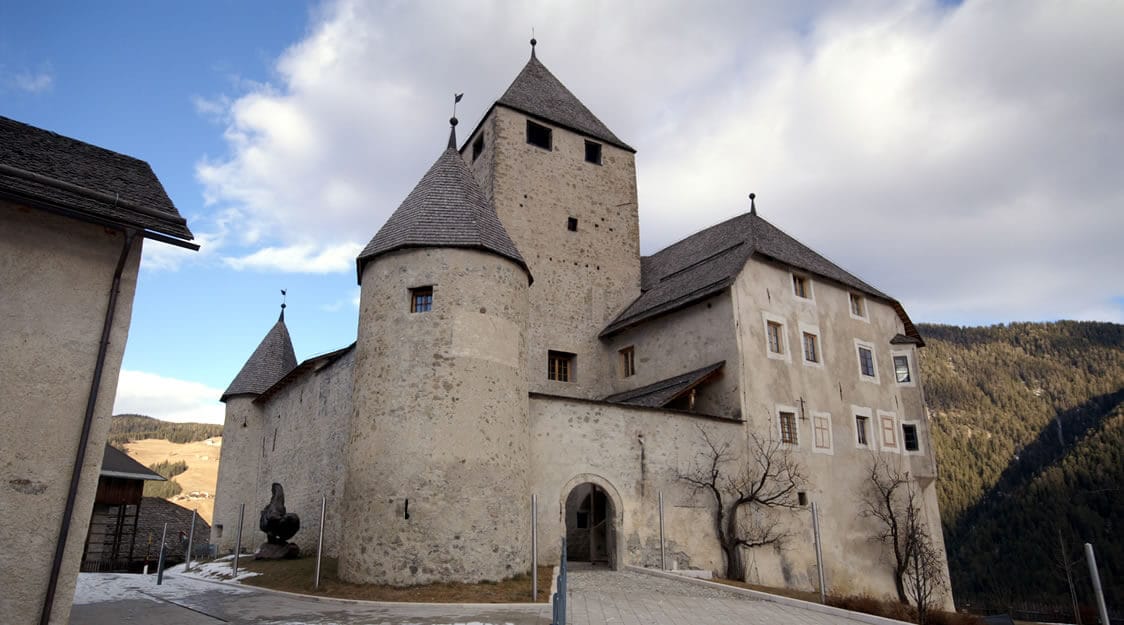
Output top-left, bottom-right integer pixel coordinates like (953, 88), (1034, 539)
(107, 413), (223, 448)
(918, 321), (1122, 613)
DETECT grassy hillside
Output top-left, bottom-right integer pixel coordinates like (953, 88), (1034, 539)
(918, 321), (1123, 609)
(109, 414), (222, 448)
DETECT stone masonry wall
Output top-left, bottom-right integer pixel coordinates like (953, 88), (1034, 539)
(210, 397), (262, 553)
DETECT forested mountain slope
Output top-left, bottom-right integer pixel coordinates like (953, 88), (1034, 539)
(918, 321), (1123, 607)
(108, 414), (223, 447)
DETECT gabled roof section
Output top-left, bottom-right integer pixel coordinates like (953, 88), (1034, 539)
(357, 146), (530, 284)
(0, 115), (194, 244)
(497, 51), (633, 152)
(604, 361), (726, 409)
(601, 211), (923, 344)
(100, 444), (165, 481)
(222, 311), (298, 402)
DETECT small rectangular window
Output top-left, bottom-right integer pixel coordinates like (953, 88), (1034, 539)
(767, 321), (783, 354)
(410, 286), (433, 313)
(813, 413), (832, 451)
(585, 140), (602, 164)
(903, 423), (920, 452)
(797, 492), (808, 507)
(567, 217), (578, 232)
(548, 350), (574, 382)
(859, 346), (875, 377)
(793, 275), (809, 298)
(619, 346), (635, 378)
(880, 412), (898, 449)
(527, 120), (552, 150)
(472, 134), (484, 161)
(894, 354), (912, 384)
(779, 411), (798, 445)
(856, 415), (870, 446)
(850, 293), (867, 319)
(803, 332), (819, 363)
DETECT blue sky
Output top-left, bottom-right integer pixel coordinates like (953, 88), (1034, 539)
(3, 1), (1121, 423)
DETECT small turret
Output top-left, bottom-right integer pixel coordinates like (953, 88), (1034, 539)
(221, 307), (297, 401)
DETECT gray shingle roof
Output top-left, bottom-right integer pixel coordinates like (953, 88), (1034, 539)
(497, 52), (633, 152)
(604, 361), (726, 408)
(222, 312), (298, 401)
(602, 211), (923, 343)
(100, 444), (165, 481)
(357, 146), (530, 284)
(254, 343), (355, 405)
(0, 115), (193, 241)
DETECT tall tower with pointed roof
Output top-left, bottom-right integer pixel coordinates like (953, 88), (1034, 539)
(460, 41), (642, 399)
(212, 307), (297, 550)
(341, 117), (532, 585)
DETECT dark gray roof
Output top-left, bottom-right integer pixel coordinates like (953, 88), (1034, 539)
(222, 312), (298, 401)
(890, 333), (924, 345)
(255, 343), (355, 404)
(604, 361), (725, 408)
(0, 115), (193, 241)
(496, 52), (633, 152)
(100, 444), (164, 481)
(357, 147), (530, 283)
(602, 211), (923, 344)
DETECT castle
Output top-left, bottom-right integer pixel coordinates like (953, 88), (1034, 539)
(211, 42), (950, 600)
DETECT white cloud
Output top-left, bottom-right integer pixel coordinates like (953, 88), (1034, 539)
(195, 0), (1124, 323)
(11, 69), (53, 93)
(113, 370), (225, 424)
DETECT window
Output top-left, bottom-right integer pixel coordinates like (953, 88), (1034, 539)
(567, 217), (578, 231)
(902, 423), (920, 452)
(892, 351), (915, 386)
(850, 293), (868, 320)
(472, 134), (484, 161)
(855, 339), (879, 383)
(879, 411), (899, 450)
(813, 412), (833, 453)
(803, 332), (819, 363)
(585, 140), (602, 164)
(763, 313), (789, 361)
(619, 346), (635, 378)
(526, 120), (552, 150)
(768, 321), (783, 354)
(778, 410), (798, 445)
(853, 406), (873, 448)
(797, 492), (808, 506)
(548, 350), (574, 382)
(793, 274), (811, 299)
(410, 286), (433, 313)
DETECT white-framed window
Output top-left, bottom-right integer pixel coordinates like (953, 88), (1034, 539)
(791, 272), (814, 301)
(776, 404), (799, 446)
(855, 339), (880, 384)
(892, 350), (915, 387)
(812, 412), (833, 454)
(902, 421), (922, 454)
(799, 323), (823, 368)
(852, 405), (873, 449)
(878, 410), (899, 452)
(762, 312), (790, 361)
(849, 292), (869, 321)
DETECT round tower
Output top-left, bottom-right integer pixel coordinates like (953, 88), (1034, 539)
(340, 113), (533, 585)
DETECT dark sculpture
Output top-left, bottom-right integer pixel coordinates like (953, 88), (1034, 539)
(256, 482), (301, 559)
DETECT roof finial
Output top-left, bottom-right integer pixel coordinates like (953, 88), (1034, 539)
(749, 193), (757, 216)
(279, 289), (287, 321)
(448, 93), (463, 149)
(530, 28), (537, 58)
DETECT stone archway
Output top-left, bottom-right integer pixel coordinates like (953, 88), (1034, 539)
(560, 474), (623, 569)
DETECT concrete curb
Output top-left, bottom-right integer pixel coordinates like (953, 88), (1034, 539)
(627, 566), (912, 625)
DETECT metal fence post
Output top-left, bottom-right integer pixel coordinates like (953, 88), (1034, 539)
(811, 501), (826, 603)
(1085, 543), (1111, 625)
(156, 522), (168, 585)
(531, 494), (538, 601)
(232, 503), (245, 576)
(185, 509), (197, 572)
(314, 495), (326, 590)
(658, 490), (666, 570)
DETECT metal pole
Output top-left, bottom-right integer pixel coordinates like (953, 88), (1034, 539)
(812, 502), (826, 604)
(156, 522), (168, 585)
(314, 495), (326, 590)
(531, 494), (538, 601)
(658, 490), (666, 570)
(233, 503), (245, 576)
(185, 509), (197, 572)
(1085, 543), (1111, 625)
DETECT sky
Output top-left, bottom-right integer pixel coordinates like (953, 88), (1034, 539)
(2, 1), (1121, 424)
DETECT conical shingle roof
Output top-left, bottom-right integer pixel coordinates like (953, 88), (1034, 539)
(356, 146), (530, 284)
(497, 53), (632, 152)
(221, 311), (297, 401)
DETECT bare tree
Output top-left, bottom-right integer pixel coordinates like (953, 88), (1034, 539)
(678, 427), (807, 581)
(902, 497), (947, 625)
(860, 455), (926, 605)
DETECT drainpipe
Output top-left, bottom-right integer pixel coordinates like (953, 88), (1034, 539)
(39, 228), (137, 625)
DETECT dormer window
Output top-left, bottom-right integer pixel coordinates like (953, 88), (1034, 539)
(585, 140), (602, 164)
(526, 120), (552, 150)
(472, 135), (484, 161)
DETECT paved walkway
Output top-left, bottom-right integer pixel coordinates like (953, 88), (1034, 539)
(70, 567), (875, 625)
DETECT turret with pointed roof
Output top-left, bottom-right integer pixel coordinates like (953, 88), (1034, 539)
(221, 309), (297, 401)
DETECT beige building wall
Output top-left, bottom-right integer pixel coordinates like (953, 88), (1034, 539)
(210, 397), (262, 553)
(342, 247), (530, 585)
(0, 200), (142, 625)
(466, 106), (642, 399)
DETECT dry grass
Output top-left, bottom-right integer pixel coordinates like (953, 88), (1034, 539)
(239, 557), (553, 603)
(124, 437), (221, 523)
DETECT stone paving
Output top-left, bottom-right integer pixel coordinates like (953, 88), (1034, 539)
(70, 567), (877, 625)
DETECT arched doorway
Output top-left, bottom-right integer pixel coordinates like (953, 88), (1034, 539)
(565, 483), (616, 567)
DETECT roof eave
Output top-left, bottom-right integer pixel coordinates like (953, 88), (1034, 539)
(357, 243), (533, 286)
(494, 103), (636, 153)
(599, 280), (733, 338)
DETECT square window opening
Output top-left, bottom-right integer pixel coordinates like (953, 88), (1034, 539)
(548, 350), (575, 382)
(472, 135), (484, 161)
(410, 286), (433, 313)
(619, 346), (635, 378)
(779, 411), (798, 445)
(526, 120), (552, 150)
(567, 217), (578, 232)
(585, 140), (602, 164)
(903, 424), (919, 451)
